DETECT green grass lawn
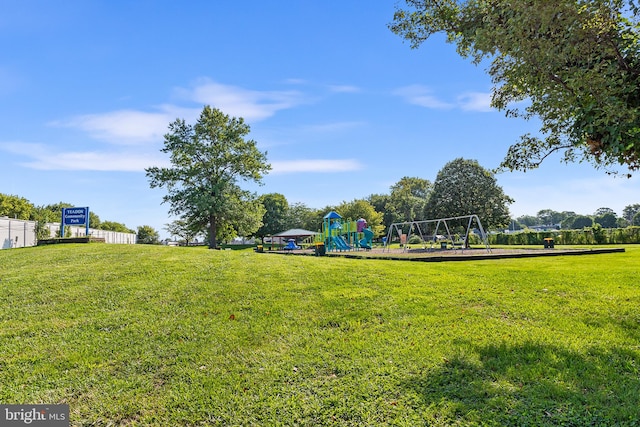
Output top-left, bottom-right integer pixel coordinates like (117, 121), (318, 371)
(1, 244), (639, 426)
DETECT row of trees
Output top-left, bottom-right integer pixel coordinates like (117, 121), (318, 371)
(253, 157), (513, 243)
(149, 106), (640, 247)
(0, 193), (159, 243)
(255, 166), (640, 243)
(513, 205), (640, 230)
(159, 141), (515, 245)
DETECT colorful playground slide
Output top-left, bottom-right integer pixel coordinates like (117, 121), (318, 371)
(331, 235), (351, 251)
(359, 229), (374, 250)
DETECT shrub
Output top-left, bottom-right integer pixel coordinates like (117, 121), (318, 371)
(408, 235), (423, 245)
(490, 226), (640, 245)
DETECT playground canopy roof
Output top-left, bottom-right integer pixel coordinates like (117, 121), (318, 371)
(323, 211), (342, 220)
(273, 228), (320, 238)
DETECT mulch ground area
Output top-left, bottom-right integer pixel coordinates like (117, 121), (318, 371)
(267, 247), (625, 262)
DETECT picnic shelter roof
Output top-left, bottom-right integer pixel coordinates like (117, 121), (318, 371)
(272, 228), (319, 238)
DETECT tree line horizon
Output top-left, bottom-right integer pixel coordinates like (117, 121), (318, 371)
(3, 168), (639, 246)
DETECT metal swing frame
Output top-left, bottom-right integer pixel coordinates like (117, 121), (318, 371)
(384, 214), (491, 253)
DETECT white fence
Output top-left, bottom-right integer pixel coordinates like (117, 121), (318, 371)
(0, 218), (137, 250)
(45, 223), (137, 244)
(0, 217), (37, 249)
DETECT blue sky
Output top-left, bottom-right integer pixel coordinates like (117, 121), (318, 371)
(2, 1), (639, 237)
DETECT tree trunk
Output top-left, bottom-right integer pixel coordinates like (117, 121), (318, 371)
(208, 215), (217, 249)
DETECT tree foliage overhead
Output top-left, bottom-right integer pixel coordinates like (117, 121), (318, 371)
(146, 106), (270, 249)
(425, 158), (514, 229)
(390, 0), (640, 174)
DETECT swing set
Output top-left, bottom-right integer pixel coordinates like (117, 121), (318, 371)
(384, 214), (491, 253)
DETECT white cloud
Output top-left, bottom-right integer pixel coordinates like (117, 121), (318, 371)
(457, 92), (493, 112)
(303, 121), (366, 133)
(270, 159), (363, 174)
(1, 141), (167, 171)
(328, 84), (360, 93)
(394, 86), (494, 112)
(26, 151), (166, 171)
(175, 79), (306, 121)
(50, 104), (197, 145)
(2, 141), (363, 175)
(1, 141), (47, 157)
(49, 80), (310, 147)
(282, 78), (308, 85)
(392, 85), (454, 109)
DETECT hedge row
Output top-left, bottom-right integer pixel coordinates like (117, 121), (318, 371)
(489, 226), (640, 245)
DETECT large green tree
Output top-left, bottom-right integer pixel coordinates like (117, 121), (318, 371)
(366, 193), (389, 215)
(256, 193), (289, 243)
(569, 215), (595, 229)
(517, 215), (539, 227)
(371, 177), (433, 233)
(595, 212), (618, 228)
(536, 209), (572, 227)
(137, 225), (160, 245)
(425, 158), (513, 229)
(391, 0), (640, 174)
(221, 190), (266, 241)
(387, 176), (433, 223)
(622, 203), (640, 221)
(366, 193), (393, 233)
(287, 202), (322, 232)
(594, 207), (617, 216)
(146, 106), (270, 249)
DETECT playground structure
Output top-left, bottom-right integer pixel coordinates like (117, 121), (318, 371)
(320, 211), (374, 252)
(384, 214), (491, 253)
(283, 239), (301, 251)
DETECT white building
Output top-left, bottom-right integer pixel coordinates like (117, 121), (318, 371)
(45, 223), (137, 244)
(0, 217), (137, 250)
(0, 217), (37, 249)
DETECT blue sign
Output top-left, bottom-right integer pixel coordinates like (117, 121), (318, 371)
(63, 207), (88, 225)
(61, 207), (90, 236)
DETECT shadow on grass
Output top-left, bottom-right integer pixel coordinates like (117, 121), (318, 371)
(403, 340), (640, 426)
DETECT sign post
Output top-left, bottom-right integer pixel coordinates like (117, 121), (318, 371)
(61, 207), (90, 237)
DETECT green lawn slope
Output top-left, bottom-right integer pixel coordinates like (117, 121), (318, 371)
(1, 244), (639, 426)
